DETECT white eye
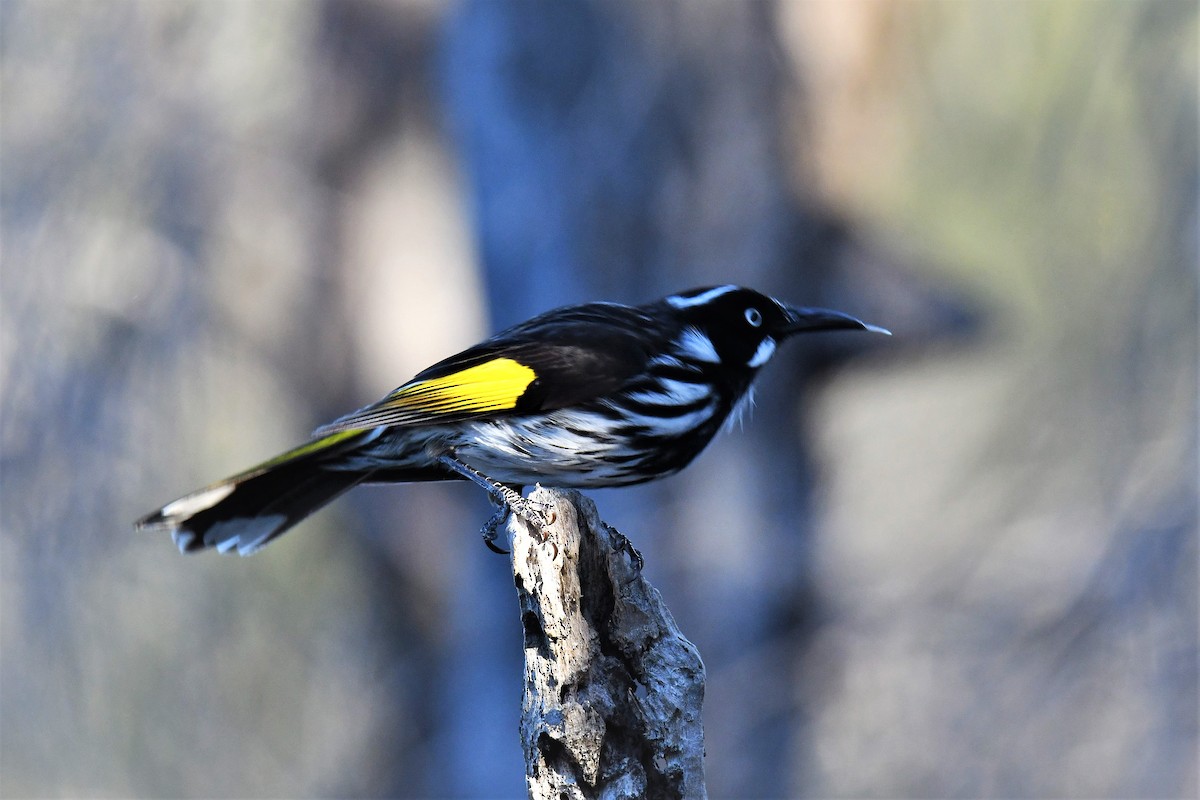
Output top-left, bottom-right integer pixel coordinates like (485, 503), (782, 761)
(745, 307), (763, 327)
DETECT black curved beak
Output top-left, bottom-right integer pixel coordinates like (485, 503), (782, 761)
(779, 304), (892, 337)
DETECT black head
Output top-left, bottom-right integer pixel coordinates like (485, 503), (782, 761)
(662, 285), (889, 369)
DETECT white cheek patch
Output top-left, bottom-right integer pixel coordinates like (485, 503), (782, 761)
(676, 327), (721, 363)
(747, 337), (777, 368)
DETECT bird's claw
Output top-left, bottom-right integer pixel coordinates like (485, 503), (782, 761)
(479, 488), (556, 554)
(481, 504), (511, 554)
(511, 496), (554, 536)
(603, 523), (644, 572)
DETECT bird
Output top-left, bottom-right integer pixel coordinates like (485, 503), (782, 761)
(136, 285), (889, 556)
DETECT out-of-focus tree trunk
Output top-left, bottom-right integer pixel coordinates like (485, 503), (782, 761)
(437, 2), (895, 793)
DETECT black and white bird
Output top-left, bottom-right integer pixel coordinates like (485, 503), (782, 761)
(137, 285), (888, 555)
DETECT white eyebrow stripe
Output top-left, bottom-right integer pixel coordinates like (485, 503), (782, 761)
(666, 285), (738, 309)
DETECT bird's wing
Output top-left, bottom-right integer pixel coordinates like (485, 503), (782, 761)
(312, 307), (657, 436)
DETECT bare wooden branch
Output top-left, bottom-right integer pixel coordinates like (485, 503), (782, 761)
(509, 487), (707, 800)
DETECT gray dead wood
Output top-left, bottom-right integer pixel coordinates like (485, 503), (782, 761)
(508, 487), (707, 800)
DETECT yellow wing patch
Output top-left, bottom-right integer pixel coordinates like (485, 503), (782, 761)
(387, 357), (537, 414)
(310, 357), (539, 436)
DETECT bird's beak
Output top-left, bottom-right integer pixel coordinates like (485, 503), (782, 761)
(779, 304), (892, 337)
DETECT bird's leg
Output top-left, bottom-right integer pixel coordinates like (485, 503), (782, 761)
(602, 522), (644, 573)
(437, 452), (552, 534)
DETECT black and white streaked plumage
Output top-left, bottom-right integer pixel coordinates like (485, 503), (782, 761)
(137, 285), (889, 555)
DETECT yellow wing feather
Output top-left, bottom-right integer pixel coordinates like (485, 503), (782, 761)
(387, 357), (537, 413)
(311, 357), (540, 435)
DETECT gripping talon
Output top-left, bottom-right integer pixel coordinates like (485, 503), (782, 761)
(508, 499), (549, 533)
(603, 523), (644, 572)
(436, 452), (555, 551)
(481, 503), (511, 555)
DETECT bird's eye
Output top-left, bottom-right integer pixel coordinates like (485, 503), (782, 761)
(745, 307), (763, 327)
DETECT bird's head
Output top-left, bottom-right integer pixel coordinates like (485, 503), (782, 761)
(663, 285), (890, 369)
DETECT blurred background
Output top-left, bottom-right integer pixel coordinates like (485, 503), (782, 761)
(2, 1), (1195, 797)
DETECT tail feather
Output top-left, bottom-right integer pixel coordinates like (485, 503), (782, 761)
(137, 430), (377, 555)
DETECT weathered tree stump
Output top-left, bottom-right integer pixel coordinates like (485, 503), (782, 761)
(509, 487), (707, 800)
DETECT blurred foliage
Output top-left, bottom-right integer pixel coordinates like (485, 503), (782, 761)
(1, 1), (1195, 798)
(806, 2), (1197, 796)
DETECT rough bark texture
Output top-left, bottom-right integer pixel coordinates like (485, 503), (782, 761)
(509, 488), (707, 800)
